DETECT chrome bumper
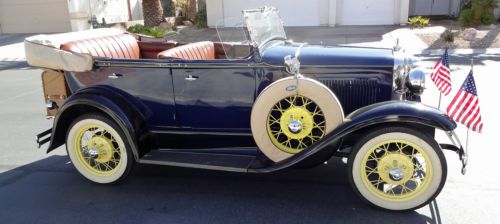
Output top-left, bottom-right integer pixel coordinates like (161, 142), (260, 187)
(36, 128), (52, 148)
(442, 131), (468, 175)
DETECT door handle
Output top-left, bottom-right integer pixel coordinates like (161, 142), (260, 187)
(184, 74), (198, 81)
(108, 73), (123, 79)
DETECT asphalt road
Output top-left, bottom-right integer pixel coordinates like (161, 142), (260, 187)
(0, 52), (499, 224)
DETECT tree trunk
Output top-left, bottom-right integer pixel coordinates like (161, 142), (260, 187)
(143, 0), (164, 27)
(186, 0), (197, 21)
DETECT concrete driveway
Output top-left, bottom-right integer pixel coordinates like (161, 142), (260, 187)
(0, 51), (499, 223)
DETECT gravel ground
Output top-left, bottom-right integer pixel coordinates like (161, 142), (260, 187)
(415, 21), (499, 49)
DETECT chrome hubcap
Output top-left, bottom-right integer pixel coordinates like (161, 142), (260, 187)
(288, 119), (302, 134)
(87, 148), (99, 158)
(389, 167), (404, 181)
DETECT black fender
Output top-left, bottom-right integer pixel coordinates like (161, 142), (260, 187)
(250, 100), (456, 173)
(46, 85), (152, 161)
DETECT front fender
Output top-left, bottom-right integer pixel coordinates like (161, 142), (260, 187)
(251, 101), (456, 172)
(344, 100), (456, 131)
(46, 86), (151, 160)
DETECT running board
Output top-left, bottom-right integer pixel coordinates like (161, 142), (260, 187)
(138, 150), (257, 172)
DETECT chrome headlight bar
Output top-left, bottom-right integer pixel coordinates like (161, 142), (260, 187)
(393, 51), (424, 97)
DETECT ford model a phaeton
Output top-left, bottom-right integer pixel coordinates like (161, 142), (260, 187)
(28, 7), (466, 210)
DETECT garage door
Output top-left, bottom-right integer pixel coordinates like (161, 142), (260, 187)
(222, 0), (321, 27)
(339, 0), (395, 25)
(0, 0), (71, 34)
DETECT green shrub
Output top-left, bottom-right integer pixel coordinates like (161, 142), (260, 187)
(408, 16), (430, 28)
(460, 0), (498, 26)
(461, 0), (472, 10)
(459, 9), (474, 26)
(127, 24), (176, 38)
(481, 13), (496, 24)
(194, 3), (207, 28)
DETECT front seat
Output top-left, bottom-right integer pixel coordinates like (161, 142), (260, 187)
(157, 41), (215, 60)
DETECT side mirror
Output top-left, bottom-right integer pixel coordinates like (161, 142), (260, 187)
(284, 55), (301, 75)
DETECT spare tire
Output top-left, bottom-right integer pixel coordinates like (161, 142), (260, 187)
(251, 76), (344, 162)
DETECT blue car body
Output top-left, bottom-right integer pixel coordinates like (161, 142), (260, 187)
(39, 40), (456, 172)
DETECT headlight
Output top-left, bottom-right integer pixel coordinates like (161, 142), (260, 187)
(393, 51), (418, 95)
(406, 68), (426, 95)
(393, 53), (410, 94)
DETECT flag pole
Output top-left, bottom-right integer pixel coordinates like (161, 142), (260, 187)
(462, 58), (474, 175)
(438, 92), (442, 110)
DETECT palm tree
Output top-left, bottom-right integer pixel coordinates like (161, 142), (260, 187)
(143, 0), (164, 27)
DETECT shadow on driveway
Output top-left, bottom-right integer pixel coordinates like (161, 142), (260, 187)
(0, 34), (33, 47)
(0, 61), (30, 71)
(0, 155), (441, 224)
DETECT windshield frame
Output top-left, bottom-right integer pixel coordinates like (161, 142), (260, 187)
(242, 6), (287, 53)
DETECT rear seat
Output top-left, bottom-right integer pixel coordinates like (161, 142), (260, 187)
(157, 41), (215, 60)
(60, 33), (140, 59)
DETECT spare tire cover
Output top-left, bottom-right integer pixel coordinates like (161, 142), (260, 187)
(251, 76), (344, 162)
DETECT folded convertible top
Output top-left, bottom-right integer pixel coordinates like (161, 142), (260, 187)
(24, 28), (125, 72)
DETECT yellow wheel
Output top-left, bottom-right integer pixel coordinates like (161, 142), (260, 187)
(267, 95), (326, 154)
(349, 126), (447, 210)
(251, 77), (344, 162)
(66, 114), (134, 184)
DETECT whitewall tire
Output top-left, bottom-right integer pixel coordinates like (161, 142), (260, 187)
(348, 126), (447, 211)
(66, 114), (134, 184)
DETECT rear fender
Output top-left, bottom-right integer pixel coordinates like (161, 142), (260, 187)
(46, 86), (151, 160)
(250, 101), (456, 172)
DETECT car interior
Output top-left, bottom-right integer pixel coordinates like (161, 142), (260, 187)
(59, 33), (252, 61)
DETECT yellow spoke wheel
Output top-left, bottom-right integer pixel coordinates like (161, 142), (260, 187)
(74, 124), (122, 176)
(267, 95), (326, 154)
(349, 127), (446, 211)
(361, 140), (432, 202)
(251, 77), (344, 162)
(66, 114), (133, 184)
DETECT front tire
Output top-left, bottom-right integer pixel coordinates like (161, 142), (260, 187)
(66, 114), (134, 184)
(348, 126), (447, 211)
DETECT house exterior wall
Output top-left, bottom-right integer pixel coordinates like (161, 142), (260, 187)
(67, 0), (133, 31)
(206, 0), (410, 27)
(0, 0), (72, 34)
(0, 0), (140, 34)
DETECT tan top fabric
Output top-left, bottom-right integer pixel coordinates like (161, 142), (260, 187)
(24, 28), (126, 72)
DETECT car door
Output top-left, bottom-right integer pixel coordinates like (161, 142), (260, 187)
(172, 60), (256, 131)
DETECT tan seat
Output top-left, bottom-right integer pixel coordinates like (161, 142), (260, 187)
(60, 33), (140, 59)
(157, 41), (215, 60)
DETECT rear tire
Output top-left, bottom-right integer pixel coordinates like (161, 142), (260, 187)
(66, 114), (134, 184)
(348, 126), (447, 211)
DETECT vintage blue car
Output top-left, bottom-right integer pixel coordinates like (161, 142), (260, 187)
(27, 7), (466, 211)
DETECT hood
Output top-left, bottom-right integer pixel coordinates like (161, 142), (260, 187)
(261, 43), (394, 67)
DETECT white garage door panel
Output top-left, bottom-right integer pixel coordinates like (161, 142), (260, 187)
(0, 0), (71, 33)
(222, 0), (320, 27)
(340, 0), (395, 25)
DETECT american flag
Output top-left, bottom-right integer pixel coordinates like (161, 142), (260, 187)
(446, 70), (483, 133)
(431, 48), (452, 95)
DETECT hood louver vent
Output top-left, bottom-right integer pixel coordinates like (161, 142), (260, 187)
(319, 78), (380, 115)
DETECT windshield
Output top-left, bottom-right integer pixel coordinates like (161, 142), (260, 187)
(243, 6), (287, 48)
(215, 17), (252, 59)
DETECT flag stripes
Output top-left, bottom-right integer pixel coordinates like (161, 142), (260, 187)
(446, 70), (483, 133)
(431, 49), (452, 95)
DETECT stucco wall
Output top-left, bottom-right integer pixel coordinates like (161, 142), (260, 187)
(207, 0), (410, 27)
(0, 0), (71, 34)
(67, 0), (139, 31)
